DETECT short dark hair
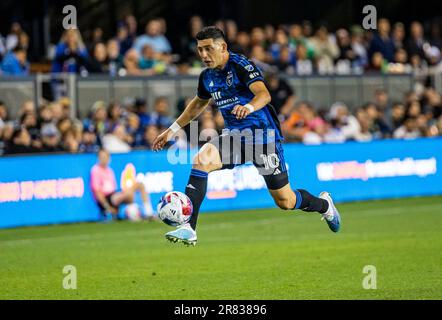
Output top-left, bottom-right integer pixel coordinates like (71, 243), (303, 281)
(196, 26), (226, 42)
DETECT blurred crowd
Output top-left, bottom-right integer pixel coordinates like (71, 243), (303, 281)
(1, 16), (442, 76)
(1, 15), (442, 156)
(276, 85), (442, 144)
(0, 96), (174, 155)
(1, 78), (441, 156)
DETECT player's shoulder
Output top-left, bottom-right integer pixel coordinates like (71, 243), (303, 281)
(229, 51), (259, 75)
(198, 67), (212, 81)
(229, 52), (254, 67)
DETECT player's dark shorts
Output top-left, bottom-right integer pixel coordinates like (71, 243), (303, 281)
(208, 134), (289, 190)
(97, 192), (120, 212)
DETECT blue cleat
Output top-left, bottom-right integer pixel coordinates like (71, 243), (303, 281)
(165, 223), (197, 246)
(319, 192), (341, 233)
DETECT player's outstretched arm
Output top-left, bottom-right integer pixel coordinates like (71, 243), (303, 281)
(153, 96), (210, 151)
(231, 81), (271, 119)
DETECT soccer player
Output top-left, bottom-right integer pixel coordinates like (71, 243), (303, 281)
(91, 149), (155, 220)
(153, 27), (340, 245)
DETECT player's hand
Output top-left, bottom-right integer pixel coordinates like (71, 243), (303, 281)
(231, 105), (251, 120)
(152, 128), (172, 151)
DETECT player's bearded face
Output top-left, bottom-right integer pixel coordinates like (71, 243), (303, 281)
(197, 39), (226, 69)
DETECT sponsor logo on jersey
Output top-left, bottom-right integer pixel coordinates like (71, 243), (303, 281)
(249, 72), (260, 79)
(245, 64), (254, 72)
(209, 81), (214, 87)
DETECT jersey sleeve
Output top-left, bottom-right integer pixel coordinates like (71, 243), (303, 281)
(197, 70), (211, 100)
(232, 60), (265, 87)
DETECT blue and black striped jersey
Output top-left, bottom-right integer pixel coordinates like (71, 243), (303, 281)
(197, 51), (283, 144)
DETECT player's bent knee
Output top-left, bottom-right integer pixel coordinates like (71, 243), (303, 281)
(192, 162), (221, 173)
(192, 144), (222, 172)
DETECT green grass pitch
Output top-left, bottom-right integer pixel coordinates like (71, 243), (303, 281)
(1, 196), (441, 299)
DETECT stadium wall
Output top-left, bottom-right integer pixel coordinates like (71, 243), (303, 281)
(0, 138), (441, 228)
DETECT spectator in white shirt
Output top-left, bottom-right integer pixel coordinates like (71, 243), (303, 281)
(393, 116), (421, 139)
(102, 124), (132, 153)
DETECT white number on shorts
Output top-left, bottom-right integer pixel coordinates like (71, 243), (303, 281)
(259, 153), (280, 170)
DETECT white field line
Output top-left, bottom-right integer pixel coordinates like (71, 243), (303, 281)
(0, 202), (440, 247)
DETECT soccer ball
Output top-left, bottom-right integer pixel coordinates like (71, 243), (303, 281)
(125, 203), (143, 222)
(157, 191), (193, 227)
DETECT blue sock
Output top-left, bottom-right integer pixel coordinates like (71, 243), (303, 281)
(293, 189), (328, 214)
(294, 189), (303, 209)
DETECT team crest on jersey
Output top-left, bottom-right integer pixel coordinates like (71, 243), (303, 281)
(245, 64), (254, 72)
(226, 71), (233, 86)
